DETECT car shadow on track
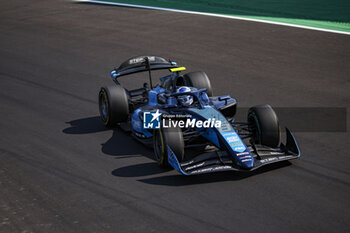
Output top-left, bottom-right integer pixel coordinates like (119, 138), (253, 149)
(111, 160), (292, 186)
(63, 116), (107, 134)
(63, 116), (292, 185)
(135, 161), (292, 186)
(112, 162), (171, 177)
(63, 116), (154, 157)
(63, 116), (172, 176)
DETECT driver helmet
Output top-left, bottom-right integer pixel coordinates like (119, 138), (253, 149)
(176, 86), (193, 106)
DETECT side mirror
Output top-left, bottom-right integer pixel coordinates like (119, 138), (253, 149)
(218, 95), (231, 101)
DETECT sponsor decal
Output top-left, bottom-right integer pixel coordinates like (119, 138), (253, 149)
(241, 159), (252, 162)
(218, 121), (231, 132)
(222, 132), (246, 153)
(227, 135), (240, 143)
(236, 152), (250, 156)
(260, 155), (294, 163)
(270, 152), (283, 155)
(190, 165), (232, 174)
(260, 157), (278, 163)
(134, 132), (146, 138)
(184, 162), (205, 171)
(129, 56), (156, 64)
(233, 146), (246, 152)
(230, 142), (242, 147)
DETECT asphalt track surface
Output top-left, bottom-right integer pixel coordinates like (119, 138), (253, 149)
(1, 0), (350, 232)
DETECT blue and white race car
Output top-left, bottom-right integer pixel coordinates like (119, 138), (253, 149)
(98, 56), (300, 175)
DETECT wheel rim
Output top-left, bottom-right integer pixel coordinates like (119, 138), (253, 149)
(154, 131), (163, 162)
(99, 92), (108, 122)
(248, 113), (260, 144)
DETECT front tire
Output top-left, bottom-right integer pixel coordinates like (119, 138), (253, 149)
(184, 71), (213, 97)
(248, 104), (281, 148)
(153, 124), (184, 167)
(98, 85), (129, 128)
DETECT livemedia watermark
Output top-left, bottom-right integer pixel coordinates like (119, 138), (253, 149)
(143, 110), (221, 129)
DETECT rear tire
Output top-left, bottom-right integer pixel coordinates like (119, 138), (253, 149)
(98, 85), (129, 128)
(184, 71), (213, 97)
(248, 104), (281, 148)
(153, 123), (184, 167)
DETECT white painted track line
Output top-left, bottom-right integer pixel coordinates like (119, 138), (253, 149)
(75, 0), (350, 36)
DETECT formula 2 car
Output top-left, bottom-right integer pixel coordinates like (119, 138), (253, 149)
(98, 56), (300, 175)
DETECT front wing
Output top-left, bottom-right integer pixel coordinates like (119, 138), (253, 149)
(167, 128), (301, 175)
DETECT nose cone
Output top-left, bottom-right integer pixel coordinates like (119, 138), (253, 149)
(239, 157), (254, 168)
(235, 151), (254, 169)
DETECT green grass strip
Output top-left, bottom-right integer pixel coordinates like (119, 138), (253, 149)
(92, 0), (350, 33)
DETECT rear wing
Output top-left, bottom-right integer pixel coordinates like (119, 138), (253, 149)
(110, 56), (178, 78)
(110, 56), (178, 89)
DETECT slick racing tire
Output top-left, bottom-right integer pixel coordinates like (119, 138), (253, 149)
(248, 104), (281, 148)
(153, 123), (185, 167)
(184, 71), (213, 97)
(98, 85), (129, 128)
